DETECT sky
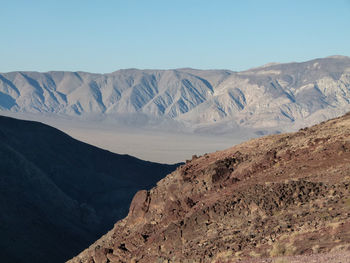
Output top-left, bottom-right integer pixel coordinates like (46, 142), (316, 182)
(1, 0), (350, 73)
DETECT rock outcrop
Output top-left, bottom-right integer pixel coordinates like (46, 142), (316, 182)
(69, 112), (350, 262)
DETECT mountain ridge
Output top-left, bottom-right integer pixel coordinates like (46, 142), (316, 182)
(0, 115), (178, 263)
(1, 56), (350, 133)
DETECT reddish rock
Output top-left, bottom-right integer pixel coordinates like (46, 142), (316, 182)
(68, 112), (350, 263)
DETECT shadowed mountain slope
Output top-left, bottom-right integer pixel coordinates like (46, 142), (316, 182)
(69, 113), (350, 263)
(0, 116), (178, 263)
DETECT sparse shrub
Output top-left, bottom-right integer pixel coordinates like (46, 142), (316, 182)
(272, 258), (290, 263)
(213, 250), (233, 262)
(270, 242), (296, 257)
(248, 250), (260, 258)
(270, 243), (286, 257)
(312, 244), (320, 253)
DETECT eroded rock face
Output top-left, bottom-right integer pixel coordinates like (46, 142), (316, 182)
(69, 113), (350, 263)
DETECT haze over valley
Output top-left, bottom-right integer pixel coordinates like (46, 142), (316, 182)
(1, 56), (350, 162)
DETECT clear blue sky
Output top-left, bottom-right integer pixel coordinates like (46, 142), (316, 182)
(1, 0), (350, 73)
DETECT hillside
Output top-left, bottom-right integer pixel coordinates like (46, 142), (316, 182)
(0, 116), (178, 263)
(1, 56), (350, 133)
(69, 112), (350, 262)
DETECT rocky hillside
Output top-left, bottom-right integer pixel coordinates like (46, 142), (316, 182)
(1, 56), (350, 132)
(0, 116), (178, 263)
(69, 112), (350, 262)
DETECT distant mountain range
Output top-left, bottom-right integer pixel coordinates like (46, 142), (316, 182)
(0, 116), (178, 263)
(1, 56), (350, 133)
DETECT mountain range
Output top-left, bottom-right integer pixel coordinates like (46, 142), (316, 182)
(0, 116), (178, 263)
(1, 56), (350, 133)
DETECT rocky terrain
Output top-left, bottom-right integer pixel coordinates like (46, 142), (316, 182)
(1, 56), (350, 133)
(0, 116), (178, 263)
(69, 112), (350, 263)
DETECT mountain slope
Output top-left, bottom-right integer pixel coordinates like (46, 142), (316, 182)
(69, 112), (350, 263)
(0, 116), (178, 263)
(1, 56), (350, 133)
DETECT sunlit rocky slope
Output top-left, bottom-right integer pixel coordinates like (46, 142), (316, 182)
(69, 112), (350, 263)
